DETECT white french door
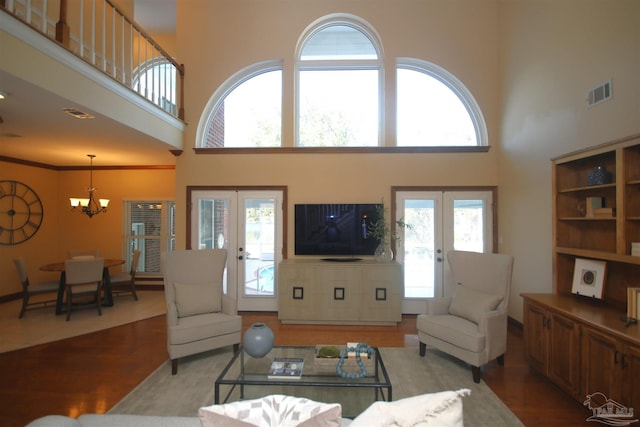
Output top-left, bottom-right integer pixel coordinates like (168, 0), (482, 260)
(394, 190), (494, 314)
(190, 190), (283, 311)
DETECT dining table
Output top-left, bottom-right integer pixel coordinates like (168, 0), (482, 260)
(40, 258), (125, 315)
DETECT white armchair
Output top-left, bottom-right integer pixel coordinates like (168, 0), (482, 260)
(161, 249), (242, 375)
(417, 250), (514, 383)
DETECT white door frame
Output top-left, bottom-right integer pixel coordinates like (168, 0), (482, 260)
(392, 187), (497, 314)
(187, 186), (285, 312)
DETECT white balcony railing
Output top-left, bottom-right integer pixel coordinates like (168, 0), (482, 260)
(1, 0), (184, 119)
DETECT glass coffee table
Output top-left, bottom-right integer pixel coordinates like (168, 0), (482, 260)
(215, 345), (392, 417)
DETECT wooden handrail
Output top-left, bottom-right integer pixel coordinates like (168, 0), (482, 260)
(55, 0), (69, 45)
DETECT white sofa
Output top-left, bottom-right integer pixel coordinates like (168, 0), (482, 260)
(26, 390), (469, 427)
(26, 414), (202, 427)
(26, 414), (352, 427)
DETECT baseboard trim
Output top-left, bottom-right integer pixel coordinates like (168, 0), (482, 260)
(508, 316), (523, 335)
(0, 292), (22, 304)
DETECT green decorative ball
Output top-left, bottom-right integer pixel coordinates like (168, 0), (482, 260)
(317, 346), (340, 358)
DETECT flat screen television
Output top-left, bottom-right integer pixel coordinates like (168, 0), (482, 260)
(294, 203), (382, 258)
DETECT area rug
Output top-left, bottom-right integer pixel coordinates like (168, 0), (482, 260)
(110, 347), (524, 426)
(0, 290), (166, 353)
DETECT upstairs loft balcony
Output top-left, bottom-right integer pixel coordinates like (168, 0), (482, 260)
(0, 0), (185, 167)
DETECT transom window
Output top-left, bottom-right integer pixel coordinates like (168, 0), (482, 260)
(201, 62), (282, 148)
(299, 24), (377, 60)
(396, 59), (487, 147)
(297, 18), (382, 147)
(197, 14), (486, 149)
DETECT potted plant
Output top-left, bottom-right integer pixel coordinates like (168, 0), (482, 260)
(368, 202), (411, 262)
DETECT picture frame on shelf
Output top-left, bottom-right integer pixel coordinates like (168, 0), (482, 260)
(627, 287), (640, 322)
(571, 258), (607, 299)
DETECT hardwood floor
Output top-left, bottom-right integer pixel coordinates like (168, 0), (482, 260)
(0, 311), (591, 427)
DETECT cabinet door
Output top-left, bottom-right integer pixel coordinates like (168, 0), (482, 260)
(359, 264), (402, 322)
(523, 301), (548, 373)
(318, 266), (360, 321)
(582, 327), (621, 402)
(548, 312), (581, 398)
(277, 264), (316, 321)
(622, 343), (640, 414)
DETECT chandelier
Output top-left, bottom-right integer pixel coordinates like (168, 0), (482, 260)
(69, 154), (109, 218)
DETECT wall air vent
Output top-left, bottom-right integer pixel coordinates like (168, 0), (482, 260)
(587, 80), (612, 108)
(62, 108), (95, 119)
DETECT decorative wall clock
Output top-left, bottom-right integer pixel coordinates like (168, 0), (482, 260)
(0, 180), (44, 245)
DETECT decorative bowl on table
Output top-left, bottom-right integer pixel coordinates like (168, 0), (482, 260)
(313, 344), (374, 376)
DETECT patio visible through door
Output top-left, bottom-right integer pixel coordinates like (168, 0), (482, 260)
(189, 189), (283, 311)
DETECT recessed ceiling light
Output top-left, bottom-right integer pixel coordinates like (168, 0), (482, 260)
(0, 91), (7, 100)
(62, 107), (94, 119)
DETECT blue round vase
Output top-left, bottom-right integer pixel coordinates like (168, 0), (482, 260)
(243, 323), (274, 358)
(588, 165), (612, 186)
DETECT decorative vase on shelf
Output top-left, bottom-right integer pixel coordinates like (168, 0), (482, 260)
(587, 165), (612, 186)
(375, 242), (394, 262)
(242, 323), (274, 358)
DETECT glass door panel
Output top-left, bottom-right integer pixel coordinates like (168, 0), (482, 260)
(242, 197), (276, 298)
(396, 190), (493, 313)
(191, 192), (235, 295)
(451, 198), (486, 252)
(401, 197), (439, 299)
(190, 190), (282, 311)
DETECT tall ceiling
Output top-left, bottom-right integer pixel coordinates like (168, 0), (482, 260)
(0, 1), (180, 168)
(134, 0), (176, 34)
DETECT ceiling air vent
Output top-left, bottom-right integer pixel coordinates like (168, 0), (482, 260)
(62, 108), (94, 119)
(587, 80), (612, 108)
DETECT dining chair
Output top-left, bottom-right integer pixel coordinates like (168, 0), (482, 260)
(110, 249), (141, 300)
(67, 249), (99, 259)
(64, 257), (105, 321)
(13, 257), (60, 319)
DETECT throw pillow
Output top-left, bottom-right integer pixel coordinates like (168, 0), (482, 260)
(173, 281), (221, 317)
(199, 394), (342, 427)
(349, 389), (470, 427)
(448, 285), (503, 324)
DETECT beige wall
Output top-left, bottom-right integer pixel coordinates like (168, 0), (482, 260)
(174, 0), (502, 254)
(498, 0), (640, 320)
(4, 0), (638, 324)
(172, 0), (640, 322)
(0, 162), (60, 295)
(0, 161), (175, 297)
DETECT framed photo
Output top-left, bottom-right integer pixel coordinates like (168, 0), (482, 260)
(572, 258), (607, 299)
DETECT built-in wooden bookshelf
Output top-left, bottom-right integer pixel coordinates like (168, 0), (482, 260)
(552, 134), (640, 311)
(522, 134), (640, 414)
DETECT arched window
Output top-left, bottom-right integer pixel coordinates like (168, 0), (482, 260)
(296, 15), (383, 147)
(199, 61), (282, 148)
(396, 59), (487, 147)
(133, 58), (178, 116)
(197, 17), (488, 149)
